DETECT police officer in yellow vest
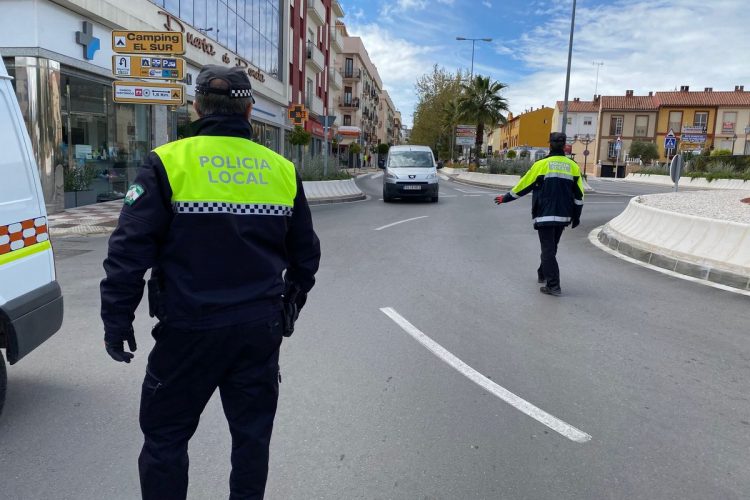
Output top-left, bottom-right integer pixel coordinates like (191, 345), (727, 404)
(494, 133), (584, 296)
(100, 65), (320, 499)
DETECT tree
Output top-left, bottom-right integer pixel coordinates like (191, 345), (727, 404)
(442, 99), (461, 161)
(377, 143), (390, 155)
(288, 126), (311, 170)
(628, 141), (659, 164)
(456, 75), (510, 169)
(410, 65), (464, 155)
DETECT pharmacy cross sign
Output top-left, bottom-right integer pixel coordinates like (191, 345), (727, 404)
(287, 104), (308, 125)
(76, 21), (101, 61)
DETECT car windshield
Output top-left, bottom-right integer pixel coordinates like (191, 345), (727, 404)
(388, 151), (433, 168)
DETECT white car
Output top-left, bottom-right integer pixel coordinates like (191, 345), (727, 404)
(0, 56), (64, 415)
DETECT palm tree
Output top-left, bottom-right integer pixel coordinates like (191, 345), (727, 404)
(456, 76), (510, 168)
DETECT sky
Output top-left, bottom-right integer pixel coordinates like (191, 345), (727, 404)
(340, 0), (750, 128)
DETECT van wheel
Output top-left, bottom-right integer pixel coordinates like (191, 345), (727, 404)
(431, 195), (439, 203)
(383, 188), (392, 203)
(0, 350), (6, 418)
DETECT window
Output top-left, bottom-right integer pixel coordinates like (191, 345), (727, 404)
(566, 117), (572, 125)
(344, 86), (352, 105)
(609, 115), (623, 136)
(722, 112), (737, 134)
(583, 116), (592, 126)
(668, 111), (682, 134)
(343, 115), (351, 126)
(607, 141), (618, 158)
(344, 58), (353, 77)
(693, 111), (708, 131)
(305, 78), (313, 108)
(634, 115), (649, 137)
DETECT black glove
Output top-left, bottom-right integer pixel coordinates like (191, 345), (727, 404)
(571, 218), (580, 229)
(282, 283), (307, 337)
(104, 327), (137, 363)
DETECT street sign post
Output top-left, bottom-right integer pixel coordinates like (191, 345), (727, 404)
(113, 81), (185, 105)
(669, 153), (684, 192)
(112, 31), (185, 54)
(322, 115), (336, 176)
(112, 55), (185, 80)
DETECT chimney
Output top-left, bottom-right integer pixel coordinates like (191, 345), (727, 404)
(625, 90), (634, 97)
(593, 94), (600, 101)
(736, 85), (745, 91)
(648, 91), (653, 96)
(680, 85), (689, 92)
(574, 97), (580, 102)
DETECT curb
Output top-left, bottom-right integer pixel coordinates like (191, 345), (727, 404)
(596, 226), (750, 292)
(308, 193), (367, 205)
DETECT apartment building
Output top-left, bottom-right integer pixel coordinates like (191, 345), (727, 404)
(393, 111), (403, 145)
(654, 86), (750, 160)
(595, 91), (659, 177)
(289, 0), (345, 155)
(490, 106), (553, 153)
(333, 23), (383, 156)
(379, 89), (397, 145)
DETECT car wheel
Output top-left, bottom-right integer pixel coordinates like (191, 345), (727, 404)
(0, 350), (6, 418)
(383, 188), (392, 203)
(431, 196), (439, 203)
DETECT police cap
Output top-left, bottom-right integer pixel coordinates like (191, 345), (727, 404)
(549, 132), (567, 145)
(196, 65), (255, 103)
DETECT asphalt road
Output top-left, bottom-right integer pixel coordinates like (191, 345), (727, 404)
(1, 175), (748, 499)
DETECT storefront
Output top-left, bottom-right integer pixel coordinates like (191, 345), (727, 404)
(0, 0), (290, 212)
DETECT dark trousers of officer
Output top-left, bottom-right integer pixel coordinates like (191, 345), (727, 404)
(537, 225), (565, 289)
(138, 314), (283, 500)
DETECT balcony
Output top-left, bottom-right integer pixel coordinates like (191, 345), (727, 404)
(307, 0), (326, 26)
(332, 0), (345, 18)
(329, 67), (343, 90)
(339, 97), (360, 109)
(306, 42), (325, 73)
(342, 68), (361, 80)
(310, 95), (324, 116)
(330, 26), (343, 53)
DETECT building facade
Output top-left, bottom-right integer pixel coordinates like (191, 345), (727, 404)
(490, 106), (553, 153)
(551, 98), (599, 175)
(1, 0), (290, 212)
(595, 91), (658, 177)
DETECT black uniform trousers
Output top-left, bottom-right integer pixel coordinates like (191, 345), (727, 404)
(537, 225), (565, 289)
(139, 314), (283, 500)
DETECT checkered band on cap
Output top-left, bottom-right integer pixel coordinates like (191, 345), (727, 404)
(230, 88), (253, 98)
(0, 217), (49, 255)
(173, 202), (293, 216)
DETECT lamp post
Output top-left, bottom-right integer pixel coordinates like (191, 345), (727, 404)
(455, 37), (493, 79)
(576, 133), (594, 179)
(560, 0), (577, 136)
(732, 133), (737, 154)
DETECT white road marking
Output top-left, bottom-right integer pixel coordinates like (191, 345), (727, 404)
(585, 201), (628, 204)
(380, 307), (593, 444)
(371, 172), (383, 179)
(374, 216), (429, 231)
(440, 194), (458, 197)
(463, 194), (481, 197)
(588, 227), (750, 297)
(438, 174), (450, 180)
(454, 187), (494, 194)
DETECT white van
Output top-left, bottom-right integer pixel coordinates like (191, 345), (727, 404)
(0, 56), (64, 416)
(381, 145), (441, 203)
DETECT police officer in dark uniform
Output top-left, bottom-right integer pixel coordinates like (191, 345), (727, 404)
(494, 132), (584, 296)
(100, 65), (320, 499)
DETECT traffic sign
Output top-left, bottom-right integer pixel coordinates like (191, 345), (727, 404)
(112, 31), (185, 54)
(113, 81), (185, 105)
(669, 153), (684, 190)
(664, 136), (677, 149)
(112, 55), (185, 80)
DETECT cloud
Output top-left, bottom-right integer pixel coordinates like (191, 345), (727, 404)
(482, 1), (492, 7)
(501, 0), (750, 114)
(380, 0), (454, 16)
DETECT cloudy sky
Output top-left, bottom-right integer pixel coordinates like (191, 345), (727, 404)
(341, 0), (750, 127)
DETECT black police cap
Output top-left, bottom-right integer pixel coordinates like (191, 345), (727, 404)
(195, 65), (255, 103)
(550, 132), (566, 144)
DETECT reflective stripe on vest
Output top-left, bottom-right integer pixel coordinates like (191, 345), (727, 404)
(154, 136), (297, 212)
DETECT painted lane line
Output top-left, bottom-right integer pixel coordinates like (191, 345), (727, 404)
(585, 201), (629, 204)
(371, 172), (383, 179)
(438, 174), (450, 180)
(463, 194), (481, 197)
(454, 187), (495, 194)
(380, 307), (592, 443)
(374, 216), (429, 231)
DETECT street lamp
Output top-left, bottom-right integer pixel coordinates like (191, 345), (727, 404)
(561, 0), (577, 135)
(455, 37), (493, 79)
(576, 133), (594, 179)
(732, 133), (737, 154)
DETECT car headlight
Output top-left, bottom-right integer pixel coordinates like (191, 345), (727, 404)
(426, 173), (437, 180)
(386, 172), (399, 179)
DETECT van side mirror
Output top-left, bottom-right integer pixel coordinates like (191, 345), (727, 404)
(436, 160), (444, 169)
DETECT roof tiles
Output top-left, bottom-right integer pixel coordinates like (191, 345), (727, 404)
(654, 90), (750, 107)
(555, 100), (599, 113)
(600, 95), (659, 111)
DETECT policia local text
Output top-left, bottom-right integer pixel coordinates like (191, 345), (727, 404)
(200, 155), (272, 185)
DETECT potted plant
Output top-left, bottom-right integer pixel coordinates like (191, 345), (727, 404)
(64, 164), (98, 208)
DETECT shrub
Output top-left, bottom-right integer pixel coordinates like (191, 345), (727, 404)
(293, 153), (351, 181)
(506, 150), (517, 159)
(710, 149), (732, 157)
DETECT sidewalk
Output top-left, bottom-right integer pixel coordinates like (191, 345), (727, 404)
(49, 178), (366, 237)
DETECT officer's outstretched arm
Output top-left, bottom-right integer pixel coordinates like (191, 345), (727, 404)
(100, 153), (173, 337)
(284, 175), (321, 299)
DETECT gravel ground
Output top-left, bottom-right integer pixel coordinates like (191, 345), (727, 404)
(637, 190), (750, 224)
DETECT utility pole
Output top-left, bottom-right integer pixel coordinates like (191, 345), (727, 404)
(561, 0), (577, 135)
(592, 61), (604, 96)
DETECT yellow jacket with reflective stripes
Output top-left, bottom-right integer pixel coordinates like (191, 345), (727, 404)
(101, 115), (320, 333)
(500, 154), (584, 227)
